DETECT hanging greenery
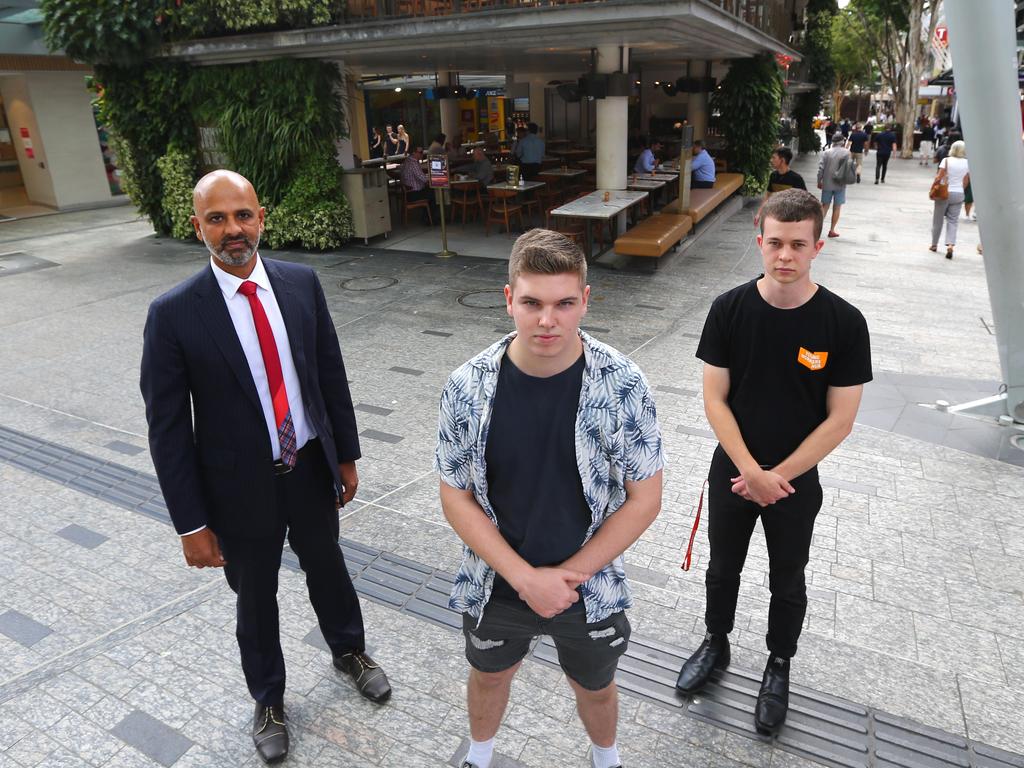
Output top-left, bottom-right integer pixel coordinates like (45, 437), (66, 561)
(162, 0), (345, 41)
(156, 144), (200, 240)
(92, 63), (195, 234)
(711, 55), (784, 196)
(187, 59), (345, 207)
(794, 0), (837, 153)
(41, 0), (164, 67)
(264, 154), (354, 250)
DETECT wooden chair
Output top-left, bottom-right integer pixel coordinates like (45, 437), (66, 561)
(485, 188), (523, 236)
(402, 185), (432, 226)
(545, 205), (585, 247)
(450, 180), (484, 224)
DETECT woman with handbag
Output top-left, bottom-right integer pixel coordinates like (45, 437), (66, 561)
(929, 140), (969, 259)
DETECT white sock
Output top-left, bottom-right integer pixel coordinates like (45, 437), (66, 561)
(591, 741), (621, 768)
(465, 737), (494, 768)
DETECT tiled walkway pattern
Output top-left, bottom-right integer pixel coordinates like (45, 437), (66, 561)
(0, 155), (1022, 766)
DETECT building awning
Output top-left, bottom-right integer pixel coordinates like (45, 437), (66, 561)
(162, 0), (800, 74)
(929, 67), (1024, 87)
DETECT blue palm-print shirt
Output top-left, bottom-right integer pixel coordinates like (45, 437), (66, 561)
(435, 330), (665, 625)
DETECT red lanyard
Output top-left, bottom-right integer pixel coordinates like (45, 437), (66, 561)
(681, 479), (709, 572)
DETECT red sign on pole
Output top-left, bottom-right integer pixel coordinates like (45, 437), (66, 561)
(935, 25), (948, 45)
(428, 154), (449, 189)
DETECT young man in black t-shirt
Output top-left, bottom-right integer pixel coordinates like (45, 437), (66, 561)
(846, 123), (870, 182)
(437, 229), (664, 768)
(766, 147), (806, 194)
(675, 189), (871, 735)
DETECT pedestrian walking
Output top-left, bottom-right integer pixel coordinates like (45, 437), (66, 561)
(140, 170), (392, 765)
(918, 121), (935, 165)
(870, 124), (898, 183)
(846, 123), (870, 182)
(675, 188), (871, 736)
(437, 229), (664, 768)
(817, 134), (855, 238)
(929, 140), (969, 259)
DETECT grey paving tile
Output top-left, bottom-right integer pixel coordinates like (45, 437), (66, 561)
(0, 609), (52, 647)
(104, 440), (146, 456)
(655, 385), (698, 397)
(958, 677), (1024, 756)
(676, 425), (715, 439)
(422, 330), (452, 337)
(913, 613), (1005, 684)
(360, 429), (403, 444)
(388, 366), (424, 376)
(111, 711), (194, 767)
(355, 403), (395, 416)
(55, 523), (109, 550)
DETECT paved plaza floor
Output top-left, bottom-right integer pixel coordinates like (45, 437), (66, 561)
(0, 151), (1021, 767)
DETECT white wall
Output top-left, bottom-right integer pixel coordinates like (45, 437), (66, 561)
(0, 75), (57, 206)
(25, 71), (111, 208)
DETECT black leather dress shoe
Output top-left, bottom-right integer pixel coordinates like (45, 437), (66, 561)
(754, 654), (790, 735)
(675, 632), (730, 694)
(334, 651), (392, 703)
(252, 703), (288, 764)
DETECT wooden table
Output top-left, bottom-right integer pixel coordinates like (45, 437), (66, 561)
(487, 181), (546, 193)
(549, 190), (649, 260)
(537, 168), (588, 180)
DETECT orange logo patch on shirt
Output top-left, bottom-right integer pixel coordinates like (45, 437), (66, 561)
(797, 347), (828, 371)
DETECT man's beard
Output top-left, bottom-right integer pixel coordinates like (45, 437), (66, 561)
(204, 232), (259, 267)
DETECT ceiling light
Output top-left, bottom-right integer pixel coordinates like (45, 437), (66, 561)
(394, 87), (403, 92)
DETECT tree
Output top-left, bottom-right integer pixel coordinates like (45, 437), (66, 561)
(849, 0), (942, 157)
(794, 0), (837, 153)
(830, 9), (876, 120)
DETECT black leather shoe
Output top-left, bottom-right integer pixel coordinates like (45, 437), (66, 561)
(252, 703), (288, 764)
(754, 654), (790, 735)
(675, 632), (730, 694)
(334, 651), (392, 703)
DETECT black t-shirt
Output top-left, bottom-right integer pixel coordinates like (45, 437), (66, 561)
(921, 125), (935, 141)
(873, 131), (897, 156)
(486, 351), (591, 605)
(848, 130), (869, 153)
(696, 279), (872, 469)
(768, 170), (807, 193)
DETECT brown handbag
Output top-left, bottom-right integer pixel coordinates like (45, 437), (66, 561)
(929, 170), (949, 201)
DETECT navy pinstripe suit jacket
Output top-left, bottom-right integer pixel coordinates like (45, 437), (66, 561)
(140, 258), (360, 537)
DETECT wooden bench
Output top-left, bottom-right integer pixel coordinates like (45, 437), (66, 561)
(613, 212), (693, 258)
(663, 172), (744, 223)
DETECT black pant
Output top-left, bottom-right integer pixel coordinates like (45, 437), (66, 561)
(703, 447), (822, 658)
(219, 440), (365, 706)
(691, 178), (715, 189)
(875, 154), (890, 182)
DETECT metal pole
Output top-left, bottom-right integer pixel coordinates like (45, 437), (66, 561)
(945, 0), (1024, 422)
(435, 187), (456, 258)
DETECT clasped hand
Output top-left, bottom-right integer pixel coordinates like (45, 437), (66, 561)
(730, 467), (795, 507)
(181, 528), (225, 568)
(516, 566), (590, 619)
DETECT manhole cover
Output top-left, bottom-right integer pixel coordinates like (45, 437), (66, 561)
(458, 290), (506, 309)
(340, 276), (398, 291)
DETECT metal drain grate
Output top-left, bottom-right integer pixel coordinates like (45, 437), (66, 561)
(0, 425), (1021, 768)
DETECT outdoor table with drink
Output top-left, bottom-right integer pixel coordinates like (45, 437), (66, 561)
(549, 189), (649, 260)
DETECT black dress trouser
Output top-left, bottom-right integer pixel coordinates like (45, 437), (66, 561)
(875, 154), (890, 182)
(219, 440), (365, 706)
(704, 446), (823, 659)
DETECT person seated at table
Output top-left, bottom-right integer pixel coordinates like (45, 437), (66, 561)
(513, 122), (545, 180)
(634, 139), (663, 174)
(400, 146), (438, 224)
(468, 147), (494, 186)
(428, 133), (447, 155)
(690, 140), (716, 189)
(448, 136), (472, 170)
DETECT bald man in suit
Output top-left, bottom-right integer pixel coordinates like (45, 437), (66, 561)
(141, 170), (391, 764)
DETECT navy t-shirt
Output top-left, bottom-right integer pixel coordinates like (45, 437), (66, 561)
(696, 279), (872, 469)
(848, 130), (869, 153)
(485, 351), (591, 606)
(873, 131), (897, 156)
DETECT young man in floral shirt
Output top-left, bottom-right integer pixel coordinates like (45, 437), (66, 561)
(436, 229), (664, 768)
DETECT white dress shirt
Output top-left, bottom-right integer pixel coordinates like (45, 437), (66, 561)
(182, 256), (315, 537)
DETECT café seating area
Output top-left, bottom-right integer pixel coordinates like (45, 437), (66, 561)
(371, 140), (745, 268)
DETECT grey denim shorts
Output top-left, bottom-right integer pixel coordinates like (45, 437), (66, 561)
(462, 599), (631, 690)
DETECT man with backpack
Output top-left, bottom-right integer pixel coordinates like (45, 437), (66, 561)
(816, 133), (856, 238)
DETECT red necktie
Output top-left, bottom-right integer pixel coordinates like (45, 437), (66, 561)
(238, 281), (298, 467)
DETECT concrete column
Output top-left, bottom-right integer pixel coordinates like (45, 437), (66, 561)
(438, 71), (461, 144)
(328, 60), (355, 169)
(945, 0), (1024, 421)
(687, 60), (709, 140)
(347, 75), (370, 163)
(595, 44), (628, 192)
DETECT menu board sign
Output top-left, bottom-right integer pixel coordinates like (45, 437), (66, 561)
(429, 153), (449, 188)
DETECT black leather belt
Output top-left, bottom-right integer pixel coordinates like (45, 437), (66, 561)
(273, 439), (319, 476)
